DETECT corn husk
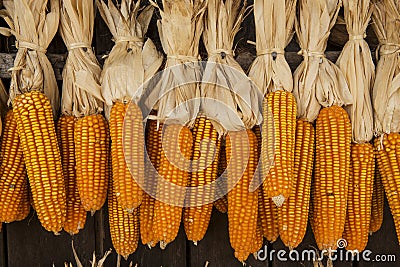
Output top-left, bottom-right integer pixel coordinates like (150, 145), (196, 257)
(59, 0), (102, 118)
(0, 0), (60, 116)
(144, 0), (206, 127)
(371, 0), (400, 135)
(201, 0), (262, 135)
(337, 0), (374, 143)
(96, 0), (163, 110)
(248, 0), (296, 95)
(293, 0), (352, 122)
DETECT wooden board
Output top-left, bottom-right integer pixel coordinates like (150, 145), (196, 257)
(358, 199), (400, 267)
(6, 211), (96, 267)
(0, 224), (6, 267)
(98, 206), (187, 267)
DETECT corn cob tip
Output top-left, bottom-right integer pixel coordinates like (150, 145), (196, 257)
(160, 241), (167, 250)
(91, 211), (96, 217)
(193, 241), (198, 246)
(272, 195), (285, 207)
(253, 252), (258, 260)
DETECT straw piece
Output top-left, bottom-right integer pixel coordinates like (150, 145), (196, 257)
(371, 0), (400, 135)
(97, 0), (163, 111)
(293, 0), (352, 122)
(146, 0), (206, 127)
(248, 0), (297, 95)
(59, 0), (102, 118)
(337, 0), (374, 143)
(201, 0), (262, 135)
(0, 0), (60, 116)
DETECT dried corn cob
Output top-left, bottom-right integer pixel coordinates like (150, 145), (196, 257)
(313, 106), (351, 250)
(110, 102), (144, 212)
(343, 143), (374, 251)
(375, 134), (400, 244)
(214, 139), (227, 213)
(279, 119), (314, 249)
(250, 219), (264, 257)
(254, 125), (278, 243)
(370, 160), (384, 234)
(140, 119), (163, 247)
(75, 114), (109, 213)
(0, 110), (28, 223)
(15, 180), (30, 222)
(184, 115), (221, 244)
(57, 115), (87, 235)
(263, 91), (296, 206)
(108, 174), (139, 259)
(153, 125), (193, 248)
(13, 91), (66, 234)
(227, 130), (259, 262)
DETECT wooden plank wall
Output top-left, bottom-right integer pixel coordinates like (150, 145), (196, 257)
(0, 1), (399, 267)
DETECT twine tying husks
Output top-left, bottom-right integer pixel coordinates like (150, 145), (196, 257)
(66, 42), (91, 51)
(378, 42), (400, 56)
(256, 48), (285, 57)
(16, 41), (47, 53)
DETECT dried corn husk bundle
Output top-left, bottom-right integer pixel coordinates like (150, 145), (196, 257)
(96, 0), (162, 215)
(60, 0), (109, 214)
(337, 0), (374, 143)
(337, 0), (375, 252)
(294, 0), (352, 254)
(248, 0), (296, 95)
(372, 0), (400, 246)
(144, 0), (206, 249)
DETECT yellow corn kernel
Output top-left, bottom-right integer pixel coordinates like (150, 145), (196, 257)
(184, 116), (221, 244)
(279, 119), (314, 249)
(75, 114), (109, 213)
(13, 91), (66, 234)
(153, 124), (193, 248)
(57, 115), (87, 235)
(370, 158), (384, 234)
(263, 90), (296, 206)
(0, 110), (28, 223)
(313, 106), (351, 250)
(226, 130), (259, 262)
(110, 102), (144, 212)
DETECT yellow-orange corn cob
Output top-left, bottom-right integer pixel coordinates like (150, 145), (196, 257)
(263, 90), (296, 206)
(370, 159), (384, 234)
(110, 102), (144, 212)
(108, 175), (139, 259)
(279, 119), (314, 249)
(226, 130), (259, 262)
(254, 125), (278, 243)
(140, 119), (163, 247)
(153, 124), (193, 248)
(343, 143), (374, 251)
(250, 218), (264, 257)
(0, 110), (28, 223)
(75, 114), (109, 213)
(313, 106), (351, 250)
(15, 180), (30, 222)
(375, 134), (400, 244)
(214, 139), (227, 213)
(57, 115), (87, 235)
(184, 116), (221, 243)
(13, 91), (66, 233)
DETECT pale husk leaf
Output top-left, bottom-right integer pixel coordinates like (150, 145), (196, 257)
(336, 0), (374, 143)
(293, 0), (352, 122)
(97, 0), (163, 111)
(371, 0), (400, 135)
(146, 0), (206, 127)
(59, 0), (103, 118)
(201, 0), (262, 134)
(0, 0), (60, 116)
(248, 0), (296, 95)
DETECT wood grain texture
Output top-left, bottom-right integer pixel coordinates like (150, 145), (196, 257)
(0, 224), (5, 267)
(6, 211), (96, 267)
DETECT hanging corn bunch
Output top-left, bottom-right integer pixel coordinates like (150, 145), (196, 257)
(293, 0), (352, 253)
(336, 0), (375, 252)
(248, 0), (297, 208)
(372, 0), (400, 245)
(97, 0), (162, 214)
(0, 0), (66, 234)
(183, 0), (248, 245)
(145, 0), (205, 249)
(370, 161), (384, 234)
(60, 0), (109, 215)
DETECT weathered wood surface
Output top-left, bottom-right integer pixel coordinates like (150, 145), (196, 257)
(0, 224), (5, 267)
